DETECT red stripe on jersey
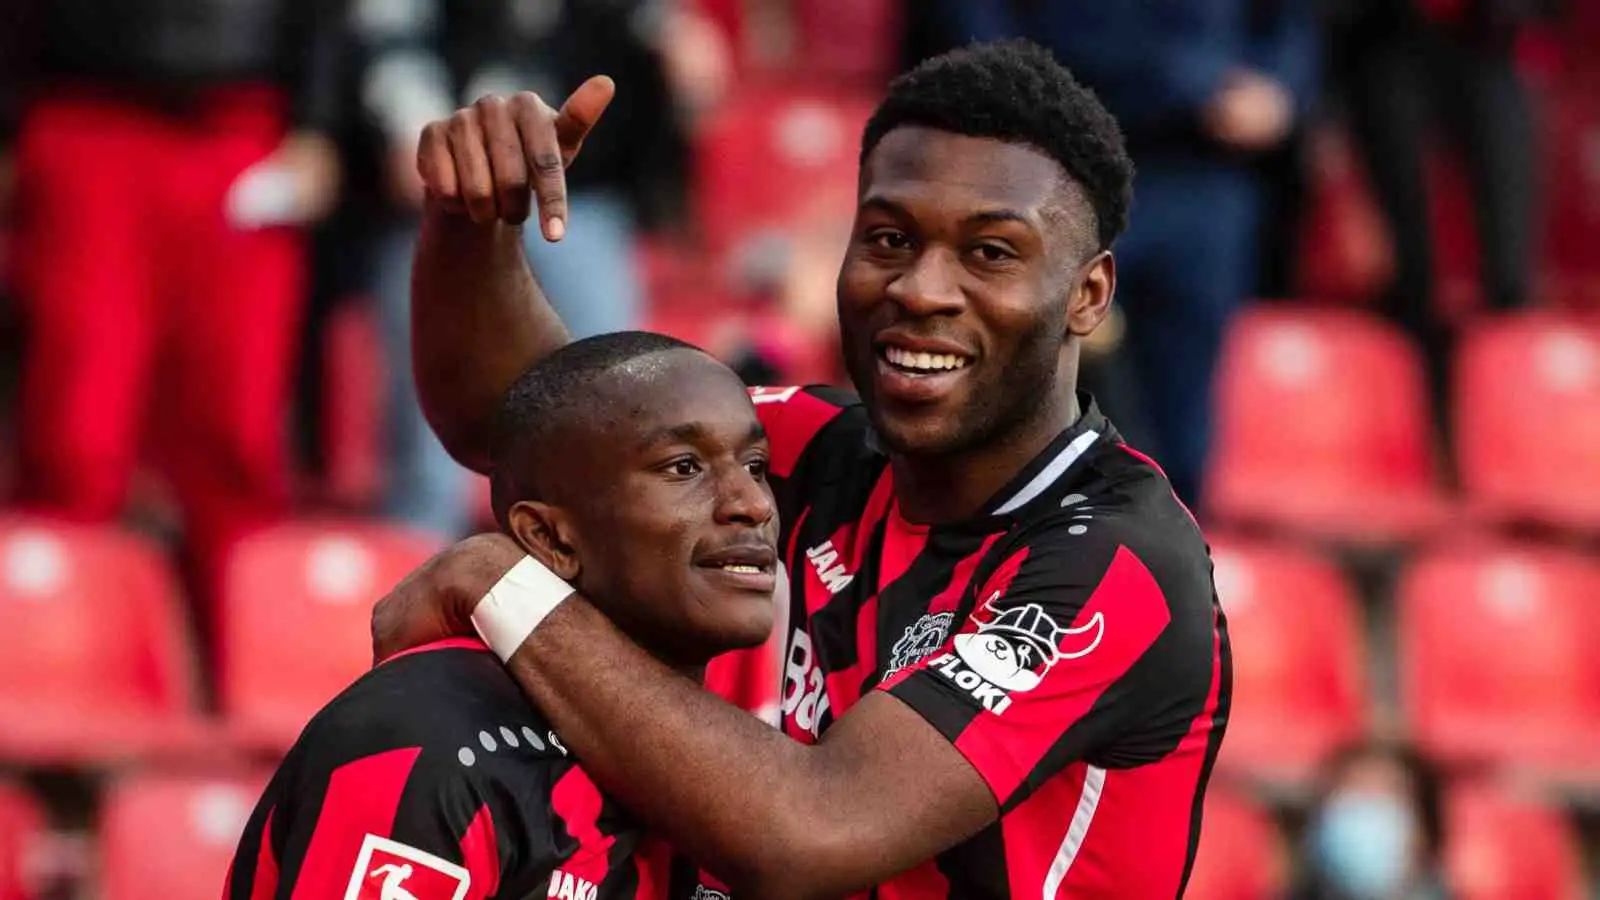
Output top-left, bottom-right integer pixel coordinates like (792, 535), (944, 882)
(750, 387), (846, 478)
(973, 544), (1029, 603)
(378, 637), (491, 666)
(877, 857), (952, 899)
(824, 592), (879, 712)
(855, 471), (896, 571)
(927, 532), (1004, 615)
(248, 807), (279, 900)
(550, 768), (615, 886)
(457, 804), (499, 898)
(877, 503), (929, 593)
(999, 761), (1094, 898)
(629, 838), (673, 900)
(290, 747), (422, 900)
(954, 548), (1171, 802)
(1050, 763), (1209, 895)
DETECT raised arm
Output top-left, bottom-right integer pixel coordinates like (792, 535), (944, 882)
(409, 80), (614, 471)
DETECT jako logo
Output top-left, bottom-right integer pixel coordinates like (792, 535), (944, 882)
(953, 594), (1104, 691)
(805, 540), (854, 594)
(546, 870), (596, 900)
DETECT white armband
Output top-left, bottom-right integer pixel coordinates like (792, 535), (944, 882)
(470, 556), (575, 661)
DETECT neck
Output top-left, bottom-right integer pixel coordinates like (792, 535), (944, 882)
(891, 386), (1079, 525)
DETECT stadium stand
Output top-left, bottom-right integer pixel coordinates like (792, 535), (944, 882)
(1455, 312), (1600, 531)
(1209, 537), (1369, 785)
(1397, 540), (1600, 781)
(98, 770), (267, 900)
(1181, 784), (1288, 900)
(1207, 307), (1448, 542)
(0, 518), (206, 764)
(219, 521), (442, 750)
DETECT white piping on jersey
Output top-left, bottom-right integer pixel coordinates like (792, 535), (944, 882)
(994, 430), (1102, 516)
(1041, 764), (1107, 899)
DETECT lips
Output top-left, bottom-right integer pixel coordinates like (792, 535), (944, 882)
(696, 543), (777, 579)
(870, 333), (978, 405)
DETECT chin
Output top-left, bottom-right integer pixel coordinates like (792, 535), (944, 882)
(708, 595), (777, 651)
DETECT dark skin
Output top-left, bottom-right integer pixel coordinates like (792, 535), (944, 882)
(381, 81), (1117, 898)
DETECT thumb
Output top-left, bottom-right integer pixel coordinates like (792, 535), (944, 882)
(554, 75), (617, 164)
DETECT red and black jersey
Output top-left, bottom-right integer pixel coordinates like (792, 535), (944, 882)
(223, 638), (701, 900)
(751, 386), (1232, 899)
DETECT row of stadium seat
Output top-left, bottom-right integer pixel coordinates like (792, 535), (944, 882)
(2, 516), (1596, 791)
(0, 772), (1585, 900)
(1209, 307), (1600, 540)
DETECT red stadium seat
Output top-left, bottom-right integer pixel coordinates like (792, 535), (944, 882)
(99, 770), (268, 900)
(1455, 313), (1600, 531)
(1208, 538), (1368, 784)
(1397, 542), (1600, 778)
(791, 0), (900, 85)
(1444, 785), (1587, 900)
(0, 782), (45, 900)
(321, 301), (387, 508)
(220, 521), (442, 750)
(1182, 786), (1287, 900)
(0, 517), (205, 763)
(695, 84), (875, 261)
(1207, 307), (1448, 541)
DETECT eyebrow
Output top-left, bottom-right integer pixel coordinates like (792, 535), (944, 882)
(636, 419), (768, 451)
(859, 196), (1036, 230)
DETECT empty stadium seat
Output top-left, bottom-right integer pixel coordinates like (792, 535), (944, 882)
(0, 518), (204, 763)
(695, 85), (875, 261)
(1444, 785), (1587, 900)
(1208, 307), (1448, 541)
(99, 770), (267, 900)
(1397, 542), (1600, 778)
(0, 782), (45, 900)
(220, 521), (442, 749)
(1182, 786), (1287, 900)
(1455, 313), (1600, 530)
(791, 0), (900, 84)
(1209, 538), (1368, 783)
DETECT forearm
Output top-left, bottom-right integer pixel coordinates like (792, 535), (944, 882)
(506, 598), (866, 898)
(411, 204), (570, 472)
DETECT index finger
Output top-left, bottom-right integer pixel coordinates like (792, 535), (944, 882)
(554, 75), (617, 166)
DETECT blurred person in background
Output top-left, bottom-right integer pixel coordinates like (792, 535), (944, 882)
(353, 0), (711, 538)
(0, 0), (345, 625)
(1290, 740), (1452, 900)
(1326, 0), (1558, 437)
(932, 0), (1319, 509)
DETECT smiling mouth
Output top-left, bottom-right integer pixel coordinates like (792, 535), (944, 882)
(879, 345), (973, 375)
(713, 563), (766, 575)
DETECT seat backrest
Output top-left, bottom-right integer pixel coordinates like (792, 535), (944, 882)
(1209, 537), (1368, 778)
(1397, 542), (1600, 765)
(1183, 786), (1287, 900)
(1211, 307), (1435, 495)
(1455, 314), (1600, 524)
(220, 522), (441, 747)
(0, 518), (196, 734)
(1445, 785), (1587, 900)
(100, 771), (267, 900)
(0, 782), (44, 900)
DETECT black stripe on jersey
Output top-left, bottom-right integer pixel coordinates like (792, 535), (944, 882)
(272, 757), (335, 890)
(1177, 607), (1233, 899)
(935, 818), (1011, 898)
(225, 768), (284, 900)
(768, 390), (878, 530)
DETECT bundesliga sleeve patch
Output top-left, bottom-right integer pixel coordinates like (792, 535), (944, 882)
(343, 834), (471, 900)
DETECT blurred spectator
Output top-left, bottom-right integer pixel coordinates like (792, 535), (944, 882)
(932, 1), (1319, 508)
(1325, 0), (1558, 432)
(1291, 740), (1453, 900)
(0, 0), (345, 620)
(352, 0), (699, 537)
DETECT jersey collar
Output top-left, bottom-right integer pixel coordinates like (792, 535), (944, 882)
(976, 392), (1116, 524)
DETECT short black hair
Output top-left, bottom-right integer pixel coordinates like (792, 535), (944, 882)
(860, 39), (1134, 252)
(489, 330), (703, 527)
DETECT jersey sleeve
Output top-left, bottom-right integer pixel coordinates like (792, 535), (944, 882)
(877, 516), (1190, 809)
(225, 746), (514, 900)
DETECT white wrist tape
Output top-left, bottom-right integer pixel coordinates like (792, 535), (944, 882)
(470, 556), (575, 661)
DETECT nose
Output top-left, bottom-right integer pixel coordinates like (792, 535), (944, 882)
(715, 462), (776, 527)
(884, 246), (966, 317)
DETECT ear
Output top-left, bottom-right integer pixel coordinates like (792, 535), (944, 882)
(505, 500), (583, 582)
(1066, 251), (1115, 338)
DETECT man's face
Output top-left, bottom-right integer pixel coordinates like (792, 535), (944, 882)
(555, 351), (779, 665)
(837, 127), (1094, 457)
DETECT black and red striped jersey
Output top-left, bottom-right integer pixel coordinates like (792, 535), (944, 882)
(223, 638), (701, 900)
(750, 386), (1232, 899)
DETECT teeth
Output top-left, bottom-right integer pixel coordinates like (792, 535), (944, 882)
(721, 564), (762, 574)
(884, 346), (970, 372)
